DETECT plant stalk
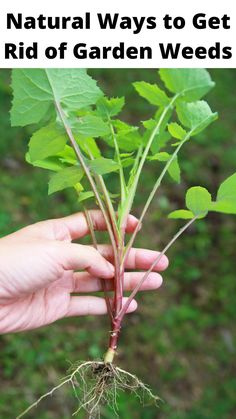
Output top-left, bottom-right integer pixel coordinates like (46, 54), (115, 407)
(83, 206), (113, 321)
(119, 94), (180, 231)
(118, 216), (197, 320)
(123, 133), (191, 266)
(85, 148), (120, 244)
(109, 121), (127, 205)
(54, 100), (120, 270)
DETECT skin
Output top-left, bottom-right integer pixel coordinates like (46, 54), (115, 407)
(0, 210), (168, 334)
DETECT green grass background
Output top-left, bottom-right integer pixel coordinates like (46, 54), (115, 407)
(0, 69), (236, 418)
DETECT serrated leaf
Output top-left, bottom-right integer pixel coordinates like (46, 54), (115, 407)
(168, 157), (181, 183)
(168, 122), (187, 140)
(133, 81), (169, 107)
(29, 123), (67, 162)
(26, 152), (65, 171)
(72, 115), (110, 138)
(159, 69), (215, 101)
(88, 158), (120, 175)
(176, 101), (218, 136)
(186, 186), (212, 218)
(78, 191), (95, 203)
(96, 97), (125, 119)
(209, 173), (236, 214)
(48, 166), (84, 194)
(168, 210), (194, 219)
(11, 69), (102, 126)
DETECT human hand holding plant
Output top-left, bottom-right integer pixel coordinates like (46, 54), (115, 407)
(0, 210), (166, 333)
(10, 68), (236, 417)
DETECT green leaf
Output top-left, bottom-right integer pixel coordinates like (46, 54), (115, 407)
(168, 157), (181, 183)
(159, 69), (215, 101)
(120, 152), (134, 158)
(72, 115), (109, 138)
(148, 152), (170, 162)
(217, 173), (236, 203)
(112, 119), (138, 133)
(142, 119), (156, 131)
(151, 107), (173, 153)
(209, 173), (236, 214)
(186, 186), (212, 218)
(168, 210), (195, 219)
(142, 119), (171, 154)
(96, 97), (125, 119)
(176, 101), (218, 136)
(148, 152), (180, 182)
(28, 145), (78, 171)
(88, 158), (120, 175)
(48, 166), (84, 194)
(26, 152), (65, 171)
(148, 151), (180, 182)
(57, 145), (77, 165)
(209, 201), (236, 214)
(152, 131), (171, 154)
(118, 132), (142, 152)
(133, 81), (169, 107)
(75, 136), (101, 158)
(11, 69), (102, 126)
(110, 120), (141, 151)
(121, 157), (135, 168)
(74, 183), (83, 194)
(168, 122), (187, 140)
(29, 123), (67, 162)
(78, 191), (94, 203)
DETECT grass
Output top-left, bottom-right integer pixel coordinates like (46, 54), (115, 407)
(0, 69), (236, 418)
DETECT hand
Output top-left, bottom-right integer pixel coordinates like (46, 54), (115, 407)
(0, 211), (168, 333)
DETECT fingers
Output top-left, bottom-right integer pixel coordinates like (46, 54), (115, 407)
(71, 271), (163, 293)
(66, 296), (137, 317)
(26, 210), (139, 241)
(59, 210), (139, 239)
(64, 210), (139, 237)
(97, 245), (169, 272)
(54, 242), (114, 279)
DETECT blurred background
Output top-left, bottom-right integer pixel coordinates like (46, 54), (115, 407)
(0, 69), (236, 418)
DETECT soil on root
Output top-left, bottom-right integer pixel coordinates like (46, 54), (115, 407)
(16, 361), (160, 418)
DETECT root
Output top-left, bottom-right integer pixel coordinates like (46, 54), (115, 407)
(16, 361), (160, 418)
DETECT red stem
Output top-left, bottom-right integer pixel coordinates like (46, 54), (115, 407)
(108, 318), (122, 351)
(106, 234), (125, 354)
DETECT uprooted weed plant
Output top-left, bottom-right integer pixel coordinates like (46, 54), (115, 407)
(10, 68), (236, 417)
